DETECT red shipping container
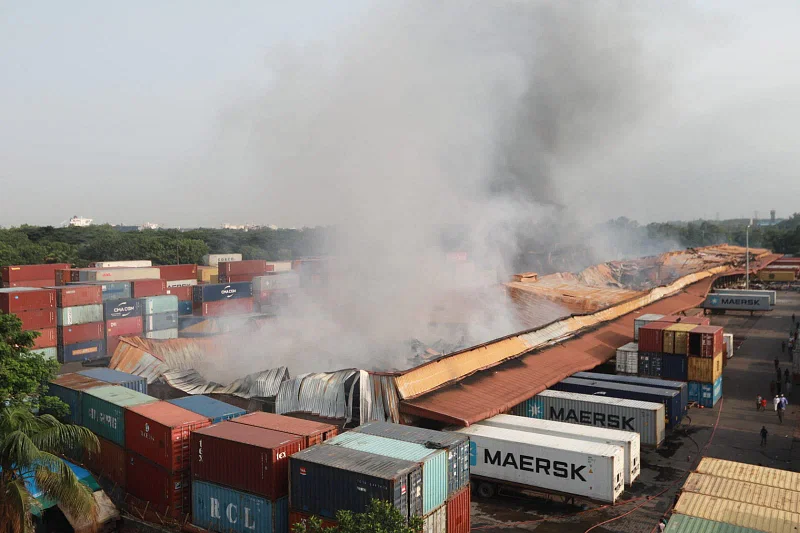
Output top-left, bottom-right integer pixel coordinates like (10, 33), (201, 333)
(447, 485), (471, 533)
(158, 264), (197, 281)
(52, 285), (104, 307)
(130, 279), (167, 298)
(105, 316), (143, 337)
(106, 334), (125, 355)
(69, 270), (83, 282)
(638, 322), (666, 353)
(218, 260), (273, 277)
(289, 511), (338, 530)
(2, 279), (53, 288)
(222, 273), (257, 283)
(125, 452), (191, 518)
(689, 325), (724, 358)
(654, 315), (710, 326)
(125, 401), (211, 472)
(164, 286), (192, 301)
(54, 269), (72, 286)
(1, 263), (70, 283)
(191, 422), (305, 500)
(58, 322), (104, 345)
(83, 436), (127, 489)
(14, 308), (57, 330)
(0, 288), (56, 313)
(231, 412), (338, 447)
(194, 297), (254, 317)
(31, 328), (57, 349)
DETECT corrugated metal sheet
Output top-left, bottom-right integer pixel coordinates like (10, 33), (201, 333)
(683, 472), (800, 513)
(276, 370), (358, 421)
(695, 457), (800, 492)
(665, 514), (768, 533)
(674, 492), (799, 533)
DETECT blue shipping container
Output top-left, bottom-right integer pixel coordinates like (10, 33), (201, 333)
(58, 339), (106, 364)
(193, 282), (253, 303)
(178, 300), (193, 316)
(688, 377), (723, 408)
(637, 352), (662, 377)
(572, 372), (688, 415)
(144, 311), (179, 332)
(167, 395), (246, 424)
(552, 377), (683, 429)
(77, 368), (147, 394)
(103, 298), (143, 319)
(70, 281), (131, 301)
(192, 480), (287, 533)
(660, 353), (688, 381)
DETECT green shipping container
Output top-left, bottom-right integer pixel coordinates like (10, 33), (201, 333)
(81, 385), (157, 446)
(142, 295), (179, 315)
(57, 304), (104, 326)
(325, 431), (448, 515)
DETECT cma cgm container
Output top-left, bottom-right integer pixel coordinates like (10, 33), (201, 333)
(72, 281), (132, 301)
(51, 285), (103, 307)
(191, 422), (305, 500)
(638, 322), (667, 353)
(687, 353), (724, 384)
(0, 287), (56, 313)
(195, 298), (255, 317)
(477, 414), (640, 486)
(289, 444), (420, 521)
(193, 282), (253, 303)
(513, 389), (665, 447)
(455, 425), (624, 504)
(126, 452), (191, 518)
(687, 325), (724, 358)
(325, 431), (447, 515)
(48, 373), (106, 425)
(552, 377), (683, 429)
(231, 412), (338, 446)
(663, 324), (696, 355)
(2, 263), (70, 283)
(661, 353), (689, 381)
(572, 372), (688, 415)
(615, 342), (638, 374)
(81, 386), (157, 446)
(14, 308), (56, 330)
(168, 395), (246, 424)
(446, 484), (470, 533)
(638, 352), (663, 377)
(158, 264), (198, 282)
(143, 312), (178, 332)
(125, 401), (212, 471)
(130, 279), (167, 298)
(83, 436), (126, 489)
(141, 295), (179, 315)
(687, 377), (723, 408)
(203, 253), (243, 267)
(58, 321), (104, 345)
(84, 267), (161, 282)
(352, 421), (469, 497)
(192, 480), (288, 533)
(58, 339), (106, 363)
(105, 316), (143, 337)
(57, 304), (103, 326)
(633, 314), (664, 342)
(78, 368), (147, 394)
(103, 298), (143, 319)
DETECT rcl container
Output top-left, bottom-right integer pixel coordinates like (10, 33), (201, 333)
(14, 308), (56, 330)
(125, 401), (212, 471)
(77, 367), (147, 394)
(572, 372), (688, 416)
(193, 282), (253, 303)
(51, 285), (103, 307)
(158, 264), (198, 282)
(477, 414), (640, 486)
(31, 328), (57, 349)
(637, 322), (667, 353)
(48, 373), (106, 425)
(230, 412), (338, 447)
(125, 452), (191, 518)
(688, 325), (724, 358)
(81, 385), (157, 446)
(446, 485), (470, 533)
(192, 480), (288, 533)
(57, 304), (103, 326)
(289, 444), (419, 521)
(615, 342), (639, 374)
(105, 316), (143, 337)
(58, 322), (104, 345)
(191, 421), (305, 500)
(103, 298), (143, 319)
(2, 263), (70, 283)
(57, 339), (105, 364)
(194, 297), (255, 316)
(130, 279), (167, 298)
(83, 436), (127, 489)
(455, 425), (625, 504)
(167, 395), (246, 424)
(0, 288), (56, 313)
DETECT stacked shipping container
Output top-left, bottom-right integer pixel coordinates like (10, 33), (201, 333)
(1, 263), (70, 288)
(53, 285), (105, 363)
(192, 282), (254, 317)
(217, 260), (274, 283)
(0, 287), (58, 359)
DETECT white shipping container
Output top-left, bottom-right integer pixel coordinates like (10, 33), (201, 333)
(634, 314), (664, 341)
(615, 342), (639, 375)
(202, 254), (243, 267)
(455, 425), (625, 504)
(89, 260), (153, 268)
(421, 505), (446, 533)
(703, 294), (770, 311)
(86, 267), (161, 282)
(712, 289), (776, 305)
(252, 272), (301, 291)
(723, 333), (733, 359)
(166, 279), (197, 287)
(265, 261), (293, 272)
(144, 328), (179, 340)
(477, 414), (640, 486)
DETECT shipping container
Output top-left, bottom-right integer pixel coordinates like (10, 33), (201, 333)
(164, 286), (193, 303)
(143, 311), (178, 332)
(326, 431), (448, 515)
(655, 316), (711, 326)
(31, 328), (57, 349)
(105, 315), (143, 337)
(106, 334), (124, 356)
(78, 367), (147, 394)
(192, 480), (287, 533)
(58, 321), (104, 345)
(687, 353), (724, 384)
(638, 352), (663, 377)
(477, 414), (640, 486)
(158, 264), (198, 282)
(712, 289), (776, 306)
(664, 514), (767, 533)
(421, 505), (446, 533)
(191, 421), (305, 500)
(195, 298), (255, 317)
(73, 281), (132, 301)
(141, 294), (179, 315)
(673, 492), (798, 533)
(220, 273), (255, 283)
(0, 287), (56, 313)
(125, 452), (190, 518)
(688, 325), (724, 358)
(638, 323), (667, 353)
(551, 377), (683, 429)
(130, 279), (167, 298)
(695, 457), (800, 491)
(253, 273), (301, 292)
(84, 267), (161, 282)
(218, 260), (272, 277)
(58, 339), (106, 364)
(687, 378), (723, 408)
(193, 282), (253, 303)
(446, 485), (470, 533)
(667, 324), (696, 355)
(572, 372), (688, 415)
(57, 304), (103, 326)
(2, 263), (70, 283)
(702, 294), (771, 311)
(455, 425), (624, 504)
(661, 353), (689, 381)
(723, 334), (734, 359)
(289, 444), (419, 520)
(90, 261), (153, 268)
(352, 422), (469, 497)
(289, 510), (338, 531)
(103, 298), (143, 319)
(81, 385), (157, 446)
(231, 412), (338, 447)
(265, 261), (293, 273)
(144, 328), (179, 339)
(125, 401), (211, 471)
(30, 346), (56, 360)
(167, 395), (246, 424)
(197, 266), (219, 283)
(1, 279), (54, 288)
(615, 342), (638, 374)
(682, 471), (799, 513)
(633, 314), (664, 342)
(83, 436), (126, 489)
(51, 285), (104, 307)
(203, 254), (243, 267)
(166, 279), (197, 288)
(178, 300), (192, 316)
(14, 308), (56, 330)
(513, 389), (665, 447)
(48, 373), (106, 425)
(54, 269), (72, 286)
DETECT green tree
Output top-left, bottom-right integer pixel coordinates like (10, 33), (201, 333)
(292, 499), (423, 533)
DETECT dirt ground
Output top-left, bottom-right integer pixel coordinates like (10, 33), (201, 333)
(470, 290), (800, 533)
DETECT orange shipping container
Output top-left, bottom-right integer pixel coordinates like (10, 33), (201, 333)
(447, 484), (471, 533)
(231, 412), (338, 447)
(83, 436), (126, 489)
(687, 353), (723, 383)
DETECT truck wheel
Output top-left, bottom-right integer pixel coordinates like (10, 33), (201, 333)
(478, 482), (496, 499)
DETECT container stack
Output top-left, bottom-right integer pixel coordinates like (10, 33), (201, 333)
(686, 325), (724, 407)
(54, 285), (105, 363)
(196, 266), (218, 284)
(141, 295), (179, 339)
(160, 265), (197, 316)
(1, 263), (71, 288)
(192, 282), (254, 317)
(252, 271), (300, 313)
(202, 254), (243, 268)
(0, 287), (58, 360)
(103, 297), (144, 355)
(217, 260), (274, 283)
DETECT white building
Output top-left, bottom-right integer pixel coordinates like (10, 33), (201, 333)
(68, 216), (93, 227)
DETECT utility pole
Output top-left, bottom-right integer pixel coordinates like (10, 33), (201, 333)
(746, 219), (752, 290)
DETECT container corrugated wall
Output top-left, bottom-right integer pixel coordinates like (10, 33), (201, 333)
(48, 374), (106, 425)
(125, 452), (191, 519)
(142, 295), (179, 315)
(446, 485), (470, 533)
(688, 378), (722, 408)
(144, 328), (179, 339)
(695, 457), (800, 492)
(664, 514), (767, 533)
(661, 353), (688, 381)
(571, 372), (688, 416)
(688, 353), (724, 384)
(638, 352), (663, 377)
(81, 386), (157, 446)
(633, 314), (664, 341)
(674, 492), (798, 533)
(192, 480), (287, 533)
(167, 395), (246, 424)
(57, 304), (104, 326)
(683, 472), (800, 513)
(422, 505), (446, 533)
(77, 368), (147, 394)
(83, 436), (127, 489)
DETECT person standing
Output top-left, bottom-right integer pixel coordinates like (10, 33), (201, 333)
(781, 394), (789, 410)
(762, 397), (768, 410)
(761, 426), (768, 446)
(757, 394), (763, 411)
(774, 395), (781, 411)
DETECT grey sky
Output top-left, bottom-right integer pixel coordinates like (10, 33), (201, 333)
(1, 1), (799, 228)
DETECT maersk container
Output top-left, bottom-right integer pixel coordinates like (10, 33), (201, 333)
(167, 395), (246, 424)
(572, 372), (688, 415)
(712, 289), (776, 306)
(661, 353), (689, 381)
(166, 279), (197, 287)
(144, 328), (178, 340)
(687, 377), (723, 408)
(203, 253), (243, 267)
(638, 352), (663, 377)
(455, 425), (625, 504)
(192, 480), (288, 533)
(48, 373), (106, 425)
(103, 298), (143, 320)
(57, 304), (103, 326)
(81, 385), (157, 446)
(141, 294), (179, 315)
(352, 421), (470, 497)
(702, 294), (770, 311)
(289, 444), (420, 520)
(326, 431), (448, 515)
(193, 282), (253, 303)
(476, 414), (640, 486)
(552, 377), (683, 429)
(77, 368), (147, 394)
(633, 314), (664, 342)
(513, 389), (665, 447)
(57, 339), (105, 363)
(73, 281), (132, 302)
(144, 311), (179, 332)
(614, 342), (638, 374)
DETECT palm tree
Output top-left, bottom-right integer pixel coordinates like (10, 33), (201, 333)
(0, 407), (100, 533)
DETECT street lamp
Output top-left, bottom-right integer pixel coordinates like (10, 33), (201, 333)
(746, 219), (753, 290)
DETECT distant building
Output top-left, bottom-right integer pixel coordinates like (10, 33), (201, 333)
(68, 216), (92, 227)
(221, 223), (266, 231)
(139, 222), (160, 230)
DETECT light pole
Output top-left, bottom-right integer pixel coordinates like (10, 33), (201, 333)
(746, 219), (752, 290)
